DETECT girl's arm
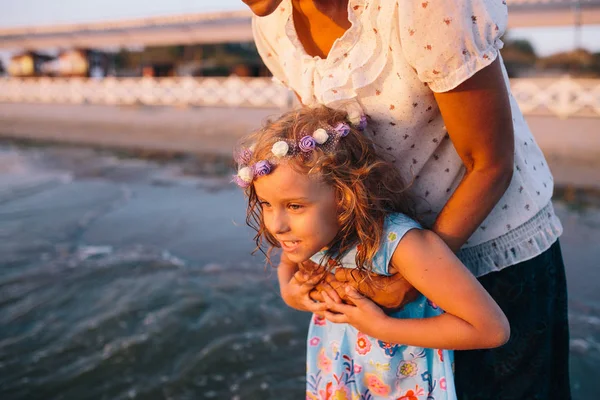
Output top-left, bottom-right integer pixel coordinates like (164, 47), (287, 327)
(322, 229), (510, 350)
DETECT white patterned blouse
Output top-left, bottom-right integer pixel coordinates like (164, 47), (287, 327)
(251, 0), (562, 277)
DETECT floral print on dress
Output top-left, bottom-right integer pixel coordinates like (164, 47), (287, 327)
(306, 214), (456, 399)
(356, 332), (372, 355)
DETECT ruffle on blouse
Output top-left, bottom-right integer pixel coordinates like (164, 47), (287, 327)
(278, 0), (395, 107)
(458, 202), (563, 277)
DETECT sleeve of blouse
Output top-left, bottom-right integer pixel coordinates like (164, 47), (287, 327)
(398, 0), (508, 93)
(251, 17), (288, 86)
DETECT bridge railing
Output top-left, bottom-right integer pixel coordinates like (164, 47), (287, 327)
(511, 76), (600, 118)
(0, 76), (293, 109)
(0, 76), (598, 118)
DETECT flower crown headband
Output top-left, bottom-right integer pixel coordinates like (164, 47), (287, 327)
(233, 113), (367, 188)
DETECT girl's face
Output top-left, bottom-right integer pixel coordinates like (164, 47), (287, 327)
(240, 0), (284, 16)
(254, 163), (340, 264)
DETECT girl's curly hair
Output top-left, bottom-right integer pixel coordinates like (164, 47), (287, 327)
(240, 106), (417, 275)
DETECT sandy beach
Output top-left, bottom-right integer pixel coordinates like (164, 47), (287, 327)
(0, 103), (598, 188)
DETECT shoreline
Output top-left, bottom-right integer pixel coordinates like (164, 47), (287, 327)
(1, 102), (598, 188)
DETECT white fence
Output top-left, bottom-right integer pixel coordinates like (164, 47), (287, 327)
(511, 77), (600, 118)
(0, 76), (599, 118)
(0, 77), (293, 109)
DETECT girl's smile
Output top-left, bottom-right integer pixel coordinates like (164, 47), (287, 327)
(279, 239), (301, 252)
(253, 163), (340, 264)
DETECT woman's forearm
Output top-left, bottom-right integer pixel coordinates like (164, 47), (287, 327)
(431, 58), (514, 252)
(431, 163), (513, 252)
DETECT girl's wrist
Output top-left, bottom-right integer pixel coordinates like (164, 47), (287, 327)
(363, 313), (394, 340)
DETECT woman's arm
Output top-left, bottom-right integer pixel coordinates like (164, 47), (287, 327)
(314, 59), (514, 304)
(431, 57), (514, 252)
(322, 229), (510, 350)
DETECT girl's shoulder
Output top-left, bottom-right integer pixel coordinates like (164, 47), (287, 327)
(384, 213), (421, 232)
(309, 213), (422, 274)
(372, 213), (422, 275)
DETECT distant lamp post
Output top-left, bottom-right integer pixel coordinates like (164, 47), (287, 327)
(572, 0), (582, 50)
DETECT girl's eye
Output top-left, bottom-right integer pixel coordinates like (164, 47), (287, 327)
(259, 201), (271, 208)
(288, 204), (304, 211)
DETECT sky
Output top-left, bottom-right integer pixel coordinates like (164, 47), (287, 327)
(0, 0), (599, 61)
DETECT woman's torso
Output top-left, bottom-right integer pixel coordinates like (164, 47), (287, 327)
(252, 0), (562, 276)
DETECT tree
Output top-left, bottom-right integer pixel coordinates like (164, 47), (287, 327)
(500, 36), (537, 77)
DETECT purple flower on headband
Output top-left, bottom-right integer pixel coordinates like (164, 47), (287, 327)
(253, 160), (273, 177)
(234, 148), (253, 166)
(299, 135), (317, 152)
(334, 122), (351, 137)
(233, 174), (250, 188)
(358, 115), (368, 131)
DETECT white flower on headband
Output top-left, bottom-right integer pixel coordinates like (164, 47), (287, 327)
(312, 128), (329, 144)
(271, 141), (289, 158)
(249, 143), (257, 152)
(347, 109), (363, 126)
(237, 166), (253, 183)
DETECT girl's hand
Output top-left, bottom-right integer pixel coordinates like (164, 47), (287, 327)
(321, 286), (387, 336)
(281, 270), (329, 315)
(334, 269), (419, 311)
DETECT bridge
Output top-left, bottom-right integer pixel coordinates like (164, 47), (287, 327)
(0, 1), (599, 50)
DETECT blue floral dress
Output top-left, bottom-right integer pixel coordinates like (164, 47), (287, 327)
(306, 214), (456, 400)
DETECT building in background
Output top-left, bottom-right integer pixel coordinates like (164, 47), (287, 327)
(7, 51), (53, 77)
(40, 49), (109, 78)
(112, 42), (269, 78)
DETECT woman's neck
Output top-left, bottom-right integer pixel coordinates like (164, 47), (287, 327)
(312, 0), (349, 15)
(293, 0), (350, 25)
(292, 0), (351, 58)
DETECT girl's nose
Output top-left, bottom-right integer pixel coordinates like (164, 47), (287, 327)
(271, 210), (291, 235)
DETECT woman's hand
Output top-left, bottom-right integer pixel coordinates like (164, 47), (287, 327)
(333, 269), (420, 311)
(321, 287), (387, 337)
(298, 260), (351, 304)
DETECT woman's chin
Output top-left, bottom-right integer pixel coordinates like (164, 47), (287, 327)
(242, 0), (282, 17)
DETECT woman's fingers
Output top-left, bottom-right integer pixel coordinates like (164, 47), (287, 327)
(344, 286), (369, 305)
(334, 268), (366, 283)
(293, 270), (322, 287)
(309, 288), (324, 302)
(299, 260), (325, 276)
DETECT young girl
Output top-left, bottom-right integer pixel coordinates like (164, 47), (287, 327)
(234, 106), (509, 400)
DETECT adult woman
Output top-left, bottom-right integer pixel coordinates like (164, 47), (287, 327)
(241, 0), (570, 398)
